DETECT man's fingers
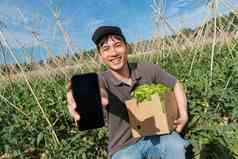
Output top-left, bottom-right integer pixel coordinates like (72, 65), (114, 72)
(69, 105), (80, 121)
(100, 88), (109, 107)
(67, 91), (77, 109)
(66, 89), (80, 121)
(173, 124), (177, 129)
(174, 120), (178, 124)
(68, 102), (80, 121)
(176, 126), (183, 133)
(67, 81), (72, 92)
(174, 118), (181, 124)
(174, 118), (185, 133)
(101, 97), (109, 107)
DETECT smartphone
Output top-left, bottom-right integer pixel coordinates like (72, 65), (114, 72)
(71, 73), (105, 130)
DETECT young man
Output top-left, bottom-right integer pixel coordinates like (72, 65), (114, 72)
(67, 26), (189, 159)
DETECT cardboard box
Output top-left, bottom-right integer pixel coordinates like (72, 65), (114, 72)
(125, 91), (178, 138)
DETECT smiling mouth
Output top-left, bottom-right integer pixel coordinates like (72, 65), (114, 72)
(110, 57), (122, 64)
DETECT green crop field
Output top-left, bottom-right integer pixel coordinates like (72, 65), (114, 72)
(1, 5), (238, 158)
(0, 39), (238, 158)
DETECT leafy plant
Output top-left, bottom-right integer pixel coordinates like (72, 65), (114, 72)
(131, 83), (171, 103)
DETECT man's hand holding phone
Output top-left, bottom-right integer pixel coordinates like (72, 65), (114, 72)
(66, 73), (108, 130)
(67, 81), (80, 121)
(67, 81), (108, 121)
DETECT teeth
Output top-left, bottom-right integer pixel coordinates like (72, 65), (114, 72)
(111, 57), (121, 64)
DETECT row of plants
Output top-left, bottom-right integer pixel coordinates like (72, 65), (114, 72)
(0, 40), (238, 158)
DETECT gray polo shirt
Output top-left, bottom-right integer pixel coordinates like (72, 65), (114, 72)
(99, 63), (177, 158)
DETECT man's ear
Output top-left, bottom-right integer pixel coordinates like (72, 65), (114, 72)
(126, 43), (132, 54)
(98, 52), (104, 64)
(98, 52), (107, 69)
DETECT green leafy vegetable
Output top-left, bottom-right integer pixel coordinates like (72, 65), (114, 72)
(131, 83), (171, 103)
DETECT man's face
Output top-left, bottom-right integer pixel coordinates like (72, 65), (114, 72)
(98, 35), (128, 72)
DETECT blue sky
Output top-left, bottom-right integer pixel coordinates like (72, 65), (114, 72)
(0, 0), (238, 63)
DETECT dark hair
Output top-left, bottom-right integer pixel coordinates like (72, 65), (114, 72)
(96, 34), (127, 52)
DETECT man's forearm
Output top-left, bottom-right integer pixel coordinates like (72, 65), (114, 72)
(174, 81), (188, 118)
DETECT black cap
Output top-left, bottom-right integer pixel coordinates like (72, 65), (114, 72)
(92, 26), (126, 45)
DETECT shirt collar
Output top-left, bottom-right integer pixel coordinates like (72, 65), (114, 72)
(107, 63), (141, 86)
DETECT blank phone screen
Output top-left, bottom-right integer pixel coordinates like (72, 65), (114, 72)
(71, 73), (105, 130)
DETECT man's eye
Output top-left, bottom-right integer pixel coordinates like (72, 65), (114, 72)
(102, 47), (109, 52)
(115, 44), (122, 47)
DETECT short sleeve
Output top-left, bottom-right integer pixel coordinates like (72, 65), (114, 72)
(98, 73), (109, 125)
(152, 64), (177, 88)
(98, 74), (107, 90)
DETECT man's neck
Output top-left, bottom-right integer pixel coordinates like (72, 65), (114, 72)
(109, 63), (130, 81)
